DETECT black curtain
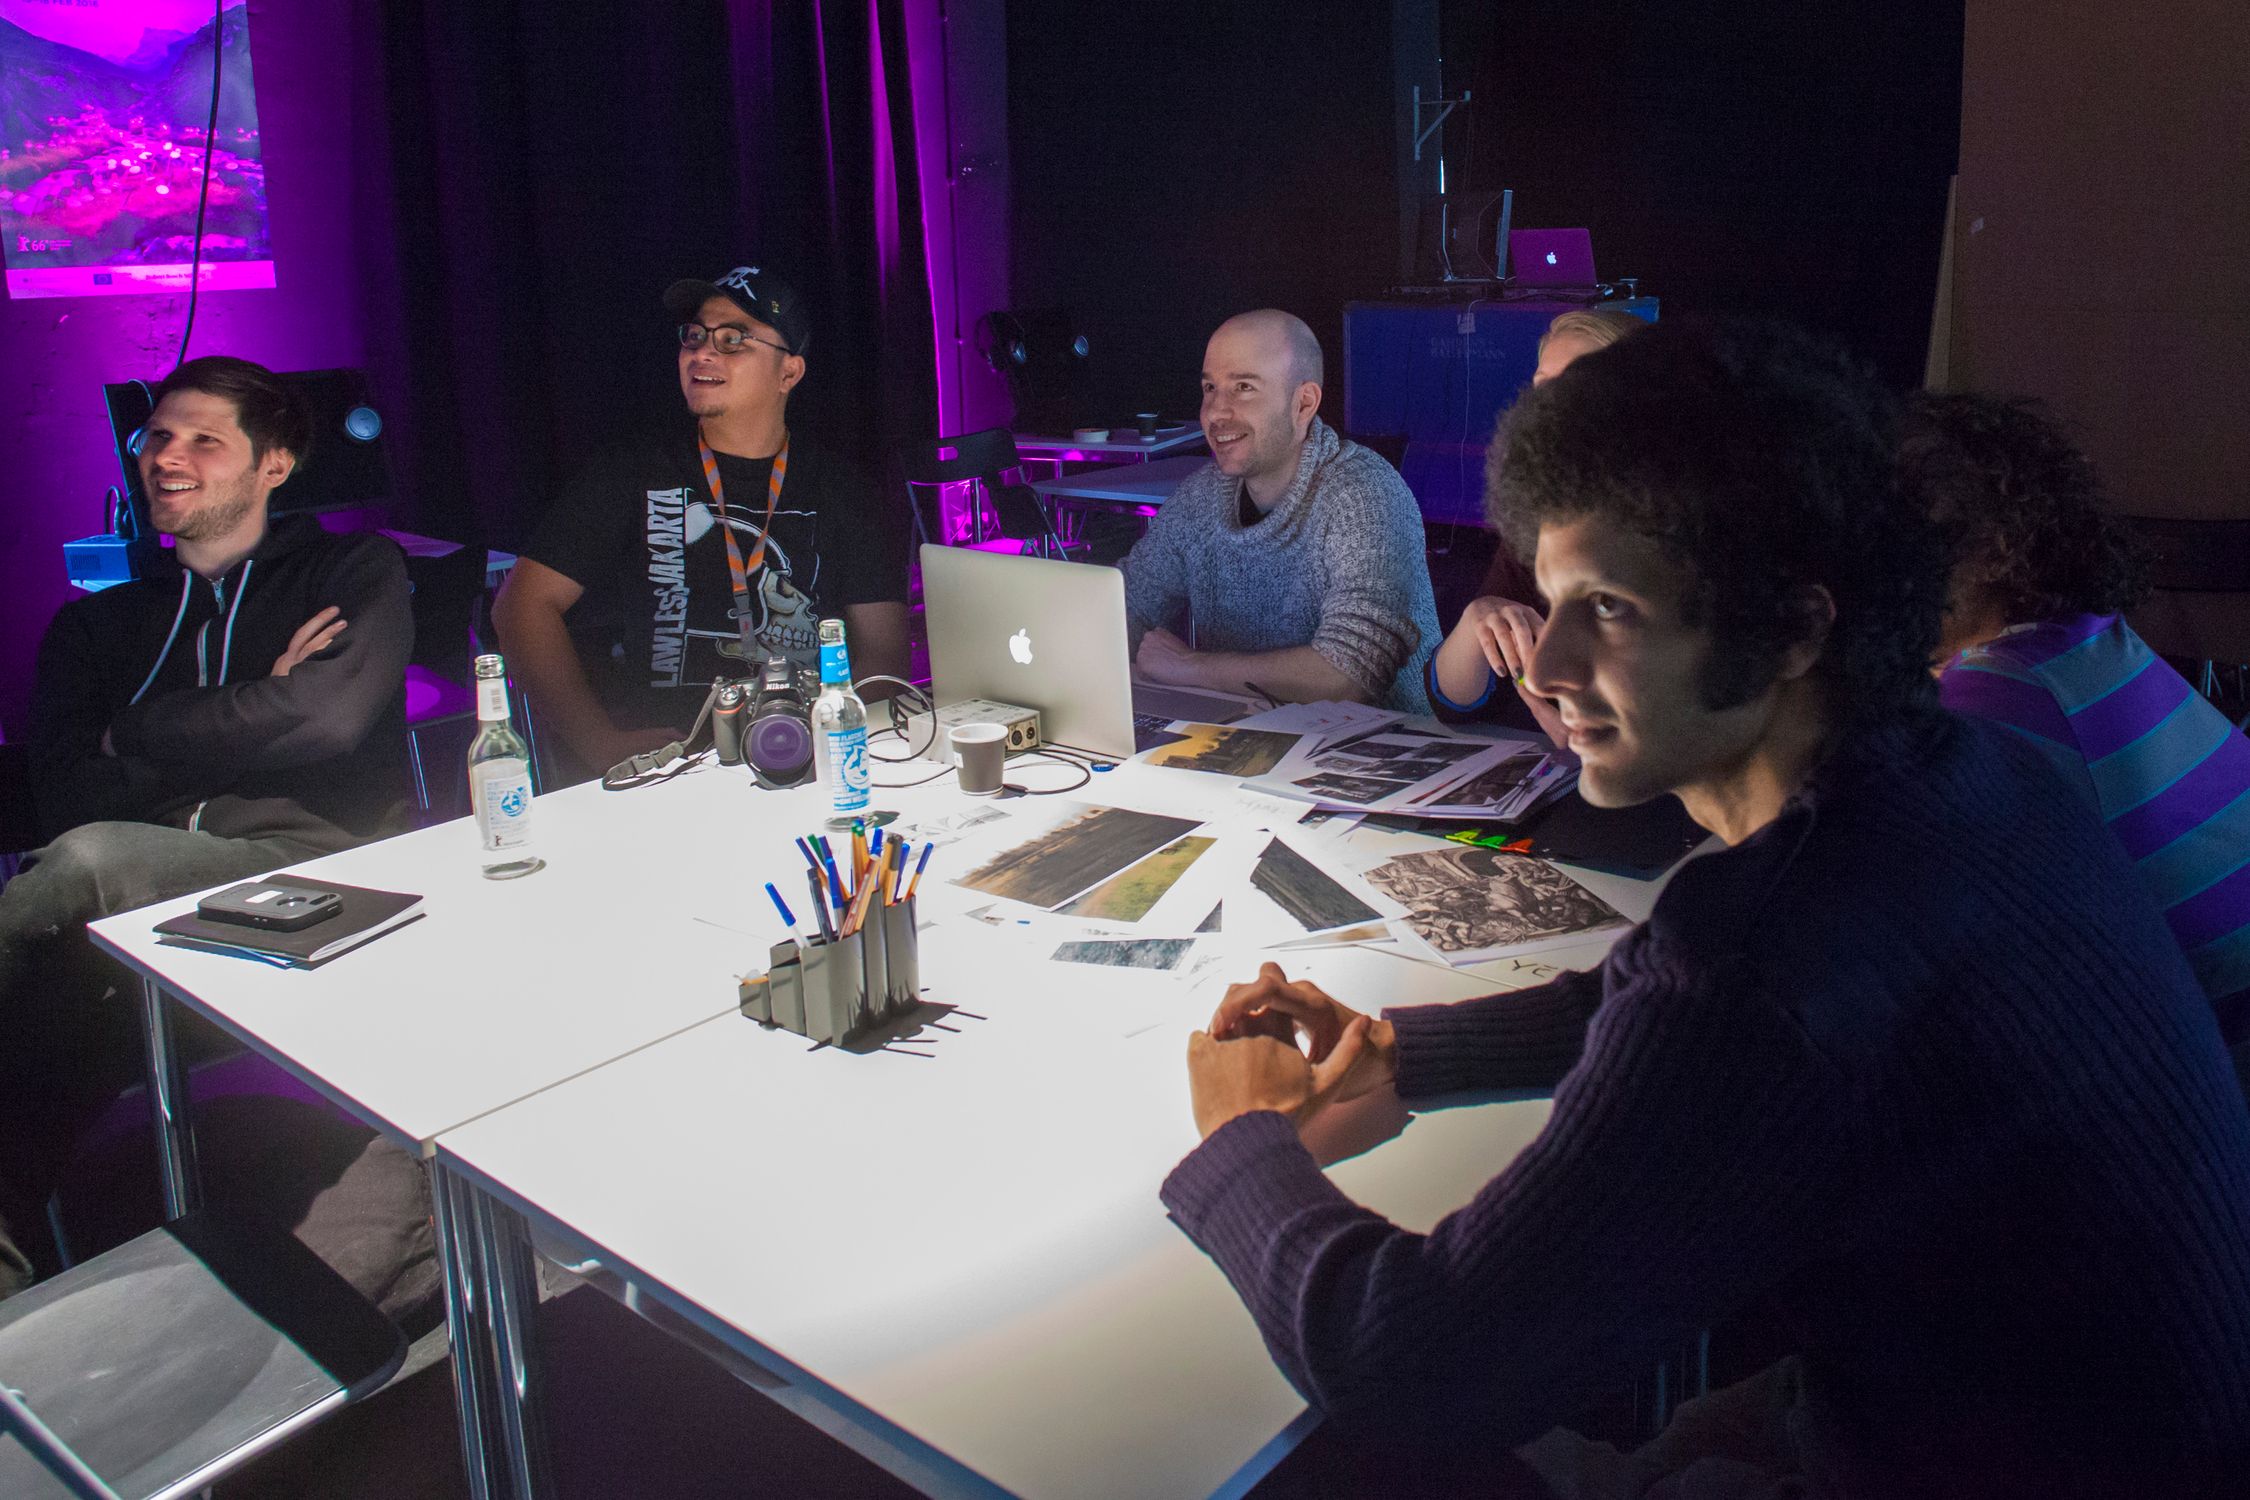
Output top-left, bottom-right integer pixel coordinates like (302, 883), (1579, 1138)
(352, 0), (935, 550)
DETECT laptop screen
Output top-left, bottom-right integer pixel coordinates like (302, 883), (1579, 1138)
(1508, 228), (1597, 287)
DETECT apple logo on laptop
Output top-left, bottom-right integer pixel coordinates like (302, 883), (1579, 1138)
(1545, 251), (1558, 265)
(1009, 628), (1034, 665)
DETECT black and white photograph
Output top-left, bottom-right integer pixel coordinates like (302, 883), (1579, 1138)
(1361, 846), (1623, 963)
(1250, 837), (1382, 934)
(1290, 772), (1402, 807)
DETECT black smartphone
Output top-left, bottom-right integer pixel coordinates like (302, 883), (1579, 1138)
(197, 881), (344, 933)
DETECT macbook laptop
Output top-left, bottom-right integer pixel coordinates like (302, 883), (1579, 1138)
(920, 546), (1262, 760)
(922, 545), (1137, 759)
(1508, 227), (1597, 287)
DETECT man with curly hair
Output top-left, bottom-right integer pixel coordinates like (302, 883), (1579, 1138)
(1903, 392), (2250, 1042)
(1164, 318), (2250, 1497)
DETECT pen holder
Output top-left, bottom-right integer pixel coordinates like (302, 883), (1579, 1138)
(736, 905), (920, 1045)
(856, 910), (888, 1031)
(880, 897), (920, 1013)
(739, 940), (800, 1029)
(801, 932), (864, 1045)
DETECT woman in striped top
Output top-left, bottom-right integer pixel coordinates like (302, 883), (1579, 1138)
(1904, 392), (2250, 1047)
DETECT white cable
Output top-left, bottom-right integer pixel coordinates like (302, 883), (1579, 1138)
(214, 557), (252, 683)
(128, 571), (193, 706)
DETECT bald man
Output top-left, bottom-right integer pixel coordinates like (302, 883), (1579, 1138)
(1124, 311), (1440, 711)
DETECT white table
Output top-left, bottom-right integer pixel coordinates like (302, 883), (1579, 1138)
(1013, 425), (1207, 468)
(94, 748), (1667, 1499)
(435, 941), (1563, 1499)
(1030, 453), (1213, 515)
(86, 764), (947, 1496)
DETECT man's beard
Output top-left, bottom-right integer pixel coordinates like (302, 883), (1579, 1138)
(161, 481), (259, 542)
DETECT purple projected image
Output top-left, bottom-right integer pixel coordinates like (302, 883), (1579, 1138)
(0, 0), (273, 299)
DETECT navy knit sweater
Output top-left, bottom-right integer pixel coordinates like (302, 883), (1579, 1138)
(1162, 712), (2250, 1494)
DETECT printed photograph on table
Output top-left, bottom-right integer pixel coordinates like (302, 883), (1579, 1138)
(1, 0), (277, 299)
(953, 803), (1199, 911)
(1252, 725), (1514, 812)
(1249, 837), (1382, 934)
(1409, 742), (1579, 822)
(1140, 722), (1302, 778)
(1058, 835), (1217, 923)
(1050, 936), (1195, 971)
(1290, 772), (1405, 807)
(1361, 846), (1623, 963)
(891, 803), (1010, 849)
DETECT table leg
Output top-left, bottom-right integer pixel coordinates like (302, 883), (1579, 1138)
(473, 1185), (555, 1499)
(432, 1160), (506, 1500)
(138, 977), (201, 1220)
(430, 1159), (555, 1500)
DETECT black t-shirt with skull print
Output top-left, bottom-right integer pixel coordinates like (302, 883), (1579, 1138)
(526, 424), (908, 733)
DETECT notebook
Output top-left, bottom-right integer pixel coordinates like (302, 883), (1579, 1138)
(155, 875), (424, 967)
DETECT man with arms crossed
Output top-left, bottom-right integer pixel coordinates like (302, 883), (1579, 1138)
(1, 355), (413, 1294)
(1124, 310), (1441, 713)
(1164, 319), (2250, 1496)
(495, 265), (910, 782)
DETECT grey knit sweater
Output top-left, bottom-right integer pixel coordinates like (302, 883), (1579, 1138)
(1122, 418), (1439, 712)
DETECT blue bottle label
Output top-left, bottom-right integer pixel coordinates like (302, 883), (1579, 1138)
(826, 726), (871, 811)
(819, 636), (852, 686)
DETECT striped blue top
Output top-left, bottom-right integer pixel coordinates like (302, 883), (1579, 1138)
(1941, 613), (2250, 1038)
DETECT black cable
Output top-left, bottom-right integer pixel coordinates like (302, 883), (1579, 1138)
(999, 747), (1095, 796)
(173, 0), (224, 371)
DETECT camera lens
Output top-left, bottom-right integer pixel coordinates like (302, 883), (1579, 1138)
(746, 713), (813, 780)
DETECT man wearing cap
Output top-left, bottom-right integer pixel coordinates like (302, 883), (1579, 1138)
(495, 266), (910, 780)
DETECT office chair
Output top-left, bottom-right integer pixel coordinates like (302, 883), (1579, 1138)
(400, 542), (492, 818)
(900, 429), (1078, 559)
(0, 1210), (403, 1499)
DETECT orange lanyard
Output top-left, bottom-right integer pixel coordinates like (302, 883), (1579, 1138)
(698, 427), (787, 654)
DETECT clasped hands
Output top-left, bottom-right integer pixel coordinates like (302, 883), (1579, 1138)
(1186, 962), (1399, 1140)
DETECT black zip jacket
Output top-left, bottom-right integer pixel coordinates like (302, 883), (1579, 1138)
(28, 515), (415, 849)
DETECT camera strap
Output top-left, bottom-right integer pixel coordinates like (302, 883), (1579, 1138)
(697, 425), (788, 659)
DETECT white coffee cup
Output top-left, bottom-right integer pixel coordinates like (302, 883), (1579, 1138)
(951, 723), (1007, 797)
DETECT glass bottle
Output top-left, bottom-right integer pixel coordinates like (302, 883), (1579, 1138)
(467, 654), (545, 879)
(810, 619), (871, 822)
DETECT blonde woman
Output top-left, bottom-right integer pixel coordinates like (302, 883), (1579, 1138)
(1428, 309), (1644, 739)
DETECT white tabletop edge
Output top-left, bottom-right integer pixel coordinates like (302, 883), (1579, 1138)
(86, 893), (750, 1156)
(87, 923), (430, 1154)
(431, 1142), (1022, 1500)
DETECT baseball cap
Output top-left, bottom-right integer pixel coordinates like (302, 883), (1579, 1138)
(663, 265), (811, 356)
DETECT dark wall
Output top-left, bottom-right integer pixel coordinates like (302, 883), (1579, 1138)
(1446, 0), (1963, 389)
(1006, 1), (1400, 426)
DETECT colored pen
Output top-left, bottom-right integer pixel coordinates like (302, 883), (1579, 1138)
(879, 841), (899, 906)
(764, 882), (798, 941)
(840, 867), (880, 937)
(889, 840), (911, 903)
(805, 866), (836, 942)
(904, 842), (934, 901)
(794, 836), (822, 874)
(869, 826), (884, 861)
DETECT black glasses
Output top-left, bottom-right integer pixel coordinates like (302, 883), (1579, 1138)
(678, 322), (789, 357)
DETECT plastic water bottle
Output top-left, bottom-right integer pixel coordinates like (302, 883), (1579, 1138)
(811, 619), (871, 822)
(467, 654), (545, 879)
